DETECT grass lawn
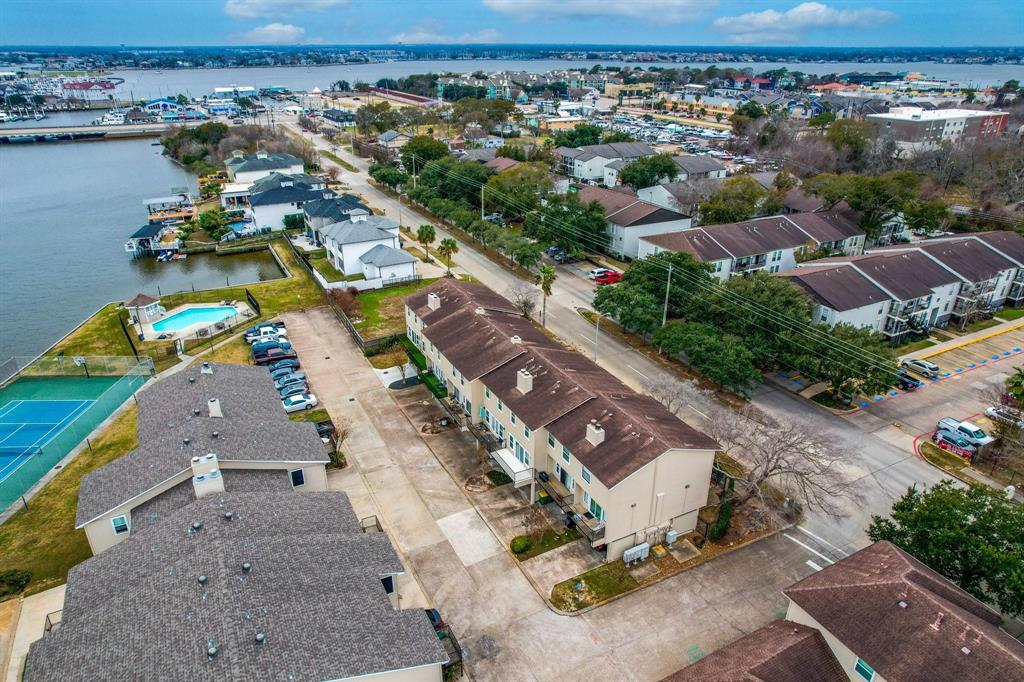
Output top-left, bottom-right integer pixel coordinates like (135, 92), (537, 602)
(951, 318), (1002, 335)
(0, 406), (138, 597)
(49, 240), (322, 373)
(895, 338), (937, 354)
(320, 149), (359, 173)
(367, 346), (407, 369)
(289, 407), (330, 423)
(197, 335), (252, 365)
(511, 528), (582, 561)
(307, 251), (346, 283)
(550, 561), (639, 612)
(811, 389), (855, 410)
(352, 279), (436, 338)
(920, 441), (970, 480)
(997, 308), (1024, 321)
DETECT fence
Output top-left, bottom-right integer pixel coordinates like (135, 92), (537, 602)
(0, 357), (153, 511)
(2, 355), (150, 386)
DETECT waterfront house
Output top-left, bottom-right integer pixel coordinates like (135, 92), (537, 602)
(575, 185), (692, 260)
(28, 491), (449, 682)
(224, 150), (304, 183)
(75, 362), (329, 555)
(248, 172), (334, 232)
(405, 279), (719, 561)
(302, 194), (372, 234)
(314, 212), (415, 286)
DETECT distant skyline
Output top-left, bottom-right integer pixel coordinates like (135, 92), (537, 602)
(3, 1), (1022, 48)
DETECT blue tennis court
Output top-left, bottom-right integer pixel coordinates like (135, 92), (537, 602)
(0, 399), (94, 482)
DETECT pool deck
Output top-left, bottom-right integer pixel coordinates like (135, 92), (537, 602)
(140, 301), (254, 341)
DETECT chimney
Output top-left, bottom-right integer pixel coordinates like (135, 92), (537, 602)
(586, 419), (605, 446)
(200, 361), (213, 375)
(256, 151), (268, 159)
(208, 398), (223, 419)
(517, 368), (533, 394)
(193, 468), (225, 498)
(427, 292), (441, 311)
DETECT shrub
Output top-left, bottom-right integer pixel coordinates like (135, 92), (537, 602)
(0, 569), (31, 598)
(421, 372), (448, 398)
(709, 499), (734, 541)
(510, 536), (533, 555)
(487, 469), (513, 486)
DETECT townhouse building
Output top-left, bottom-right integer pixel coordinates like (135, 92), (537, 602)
(75, 362), (329, 555)
(555, 141), (656, 182)
(405, 280), (719, 561)
(867, 106), (1009, 152)
(604, 154), (726, 189)
(637, 213), (865, 281)
(575, 185), (692, 259)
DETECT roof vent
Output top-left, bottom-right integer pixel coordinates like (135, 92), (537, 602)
(931, 612), (945, 631)
(200, 361), (213, 375)
(192, 456), (201, 463)
(198, 575), (208, 585)
(192, 521), (204, 531)
(255, 633), (266, 645)
(207, 645), (218, 659)
(898, 600), (908, 608)
(183, 438), (191, 446)
(961, 647), (971, 656)
(188, 377), (196, 384)
(242, 561), (252, 573)
(192, 408), (201, 416)
(208, 398), (223, 419)
(211, 431), (220, 439)
(224, 511), (234, 521)
(475, 306), (486, 315)
(586, 419), (605, 447)
(510, 334), (522, 344)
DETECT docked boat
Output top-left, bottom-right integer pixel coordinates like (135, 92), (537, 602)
(34, 111), (45, 121)
(7, 135), (36, 143)
(96, 110), (126, 126)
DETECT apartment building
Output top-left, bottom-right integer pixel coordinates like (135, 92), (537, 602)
(27, 492), (449, 682)
(76, 362), (329, 554)
(555, 141), (656, 182)
(666, 541), (1024, 682)
(867, 106), (1009, 152)
(575, 185), (692, 259)
(637, 213), (865, 280)
(405, 279), (719, 560)
(606, 154), (726, 188)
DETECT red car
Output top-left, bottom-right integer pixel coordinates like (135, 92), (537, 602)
(594, 270), (622, 285)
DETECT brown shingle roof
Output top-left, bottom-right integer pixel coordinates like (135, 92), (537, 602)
(643, 229), (731, 262)
(577, 185), (689, 227)
(662, 620), (845, 682)
(783, 265), (891, 312)
(707, 217), (815, 259)
(785, 541), (1024, 682)
(786, 212), (864, 244)
(124, 293), (159, 308)
(874, 240), (1015, 283)
(783, 187), (827, 213)
(975, 230), (1024, 264)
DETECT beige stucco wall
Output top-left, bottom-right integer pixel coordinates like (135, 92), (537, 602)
(339, 662), (442, 682)
(786, 601), (882, 682)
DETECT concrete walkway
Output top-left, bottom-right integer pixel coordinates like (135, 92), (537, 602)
(3, 586), (64, 682)
(906, 318), (1024, 360)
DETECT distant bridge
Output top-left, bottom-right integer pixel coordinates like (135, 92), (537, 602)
(0, 120), (206, 145)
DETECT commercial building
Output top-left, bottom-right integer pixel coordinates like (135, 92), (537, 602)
(75, 362), (330, 555)
(867, 106), (1009, 152)
(405, 279), (719, 561)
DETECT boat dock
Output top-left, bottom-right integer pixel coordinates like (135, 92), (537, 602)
(0, 120), (205, 145)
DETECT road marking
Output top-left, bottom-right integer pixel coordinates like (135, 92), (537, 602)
(687, 403), (710, 420)
(783, 533), (835, 565)
(796, 525), (849, 557)
(805, 560), (823, 571)
(626, 364), (648, 380)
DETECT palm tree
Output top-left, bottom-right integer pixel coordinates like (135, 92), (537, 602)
(438, 237), (458, 276)
(416, 224), (435, 262)
(537, 264), (557, 328)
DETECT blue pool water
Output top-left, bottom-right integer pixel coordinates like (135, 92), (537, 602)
(153, 306), (237, 332)
(228, 220), (253, 233)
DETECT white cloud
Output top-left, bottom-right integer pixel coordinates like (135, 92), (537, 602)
(230, 22), (310, 44)
(482, 0), (712, 23)
(391, 21), (500, 44)
(224, 0), (348, 19)
(712, 2), (897, 44)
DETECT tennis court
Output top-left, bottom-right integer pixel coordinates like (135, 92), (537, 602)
(0, 400), (96, 482)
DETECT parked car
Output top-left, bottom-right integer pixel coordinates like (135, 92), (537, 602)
(254, 348), (298, 366)
(279, 383), (309, 399)
(247, 329), (288, 345)
(936, 417), (995, 447)
(985, 405), (1024, 430)
(251, 339), (292, 354)
(900, 358), (940, 379)
(282, 393), (317, 413)
(269, 365), (300, 381)
(594, 270), (622, 285)
(895, 371), (924, 391)
(244, 324), (285, 343)
(274, 372), (307, 390)
(246, 321), (285, 335)
(553, 251), (578, 264)
(315, 420), (336, 439)
(587, 268), (612, 280)
(267, 358), (300, 373)
(932, 429), (977, 456)
(424, 608), (445, 630)
(544, 245), (561, 256)
(482, 213), (503, 224)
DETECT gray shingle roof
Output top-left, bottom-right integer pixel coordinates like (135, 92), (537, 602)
(225, 152), (302, 174)
(672, 155), (727, 176)
(319, 216), (398, 245)
(302, 194), (369, 222)
(359, 244), (417, 268)
(27, 492), (449, 682)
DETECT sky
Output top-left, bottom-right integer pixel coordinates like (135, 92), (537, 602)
(2, 0), (1021, 48)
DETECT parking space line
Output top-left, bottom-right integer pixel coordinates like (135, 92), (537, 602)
(783, 533), (835, 565)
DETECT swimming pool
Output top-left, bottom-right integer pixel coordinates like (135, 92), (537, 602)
(152, 306), (237, 332)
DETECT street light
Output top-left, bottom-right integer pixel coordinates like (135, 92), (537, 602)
(592, 312), (602, 362)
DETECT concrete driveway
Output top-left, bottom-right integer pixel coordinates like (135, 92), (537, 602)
(282, 306), (827, 681)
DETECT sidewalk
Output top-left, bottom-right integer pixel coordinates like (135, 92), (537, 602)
(3, 586), (64, 682)
(903, 319), (1024, 361)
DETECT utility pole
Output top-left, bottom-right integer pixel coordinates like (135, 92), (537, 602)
(480, 185), (485, 220)
(661, 262), (673, 327)
(412, 156), (416, 189)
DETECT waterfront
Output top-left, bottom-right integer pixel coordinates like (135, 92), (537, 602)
(109, 59), (1024, 99)
(0, 139), (284, 359)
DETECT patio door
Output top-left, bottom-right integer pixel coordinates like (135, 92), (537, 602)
(559, 467), (573, 492)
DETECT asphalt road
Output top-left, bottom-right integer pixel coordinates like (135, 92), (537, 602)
(288, 119), (953, 560)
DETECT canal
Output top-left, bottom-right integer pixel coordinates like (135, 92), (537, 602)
(0, 138), (284, 358)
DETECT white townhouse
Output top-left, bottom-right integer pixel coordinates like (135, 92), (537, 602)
(575, 185), (692, 259)
(555, 141), (656, 182)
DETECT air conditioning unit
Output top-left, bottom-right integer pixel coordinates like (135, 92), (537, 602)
(623, 542), (650, 565)
(665, 529), (679, 546)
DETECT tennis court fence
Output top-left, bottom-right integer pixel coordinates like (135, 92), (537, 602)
(0, 356), (154, 512)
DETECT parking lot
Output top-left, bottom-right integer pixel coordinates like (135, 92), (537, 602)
(911, 324), (1024, 378)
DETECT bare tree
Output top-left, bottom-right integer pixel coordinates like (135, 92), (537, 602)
(507, 283), (537, 319)
(646, 378), (715, 417)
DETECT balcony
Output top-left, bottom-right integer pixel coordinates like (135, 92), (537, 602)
(490, 448), (534, 487)
(733, 255), (768, 273)
(569, 503), (606, 543)
(1008, 281), (1024, 303)
(536, 471), (574, 511)
(467, 422), (502, 453)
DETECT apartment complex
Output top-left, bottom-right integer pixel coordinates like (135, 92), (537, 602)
(666, 541), (1024, 681)
(27, 492), (449, 682)
(555, 141), (656, 182)
(405, 279), (719, 561)
(76, 361), (330, 555)
(638, 212), (865, 280)
(575, 185), (693, 259)
(867, 106), (1009, 152)
(787, 231), (1024, 339)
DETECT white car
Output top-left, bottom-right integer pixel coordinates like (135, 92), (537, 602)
(248, 328), (288, 345)
(282, 393), (318, 413)
(588, 268), (612, 280)
(986, 406), (1024, 430)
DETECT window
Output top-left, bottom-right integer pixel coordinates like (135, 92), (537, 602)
(853, 659), (875, 682)
(485, 387), (491, 398)
(497, 399), (503, 412)
(111, 515), (129, 535)
(381, 575), (395, 594)
(290, 468), (305, 488)
(510, 413), (516, 424)
(589, 497), (605, 521)
(562, 446), (570, 463)
(771, 250), (782, 262)
(819, 311), (828, 323)
(548, 434), (555, 447)
(581, 466), (592, 484)
(524, 425), (531, 438)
